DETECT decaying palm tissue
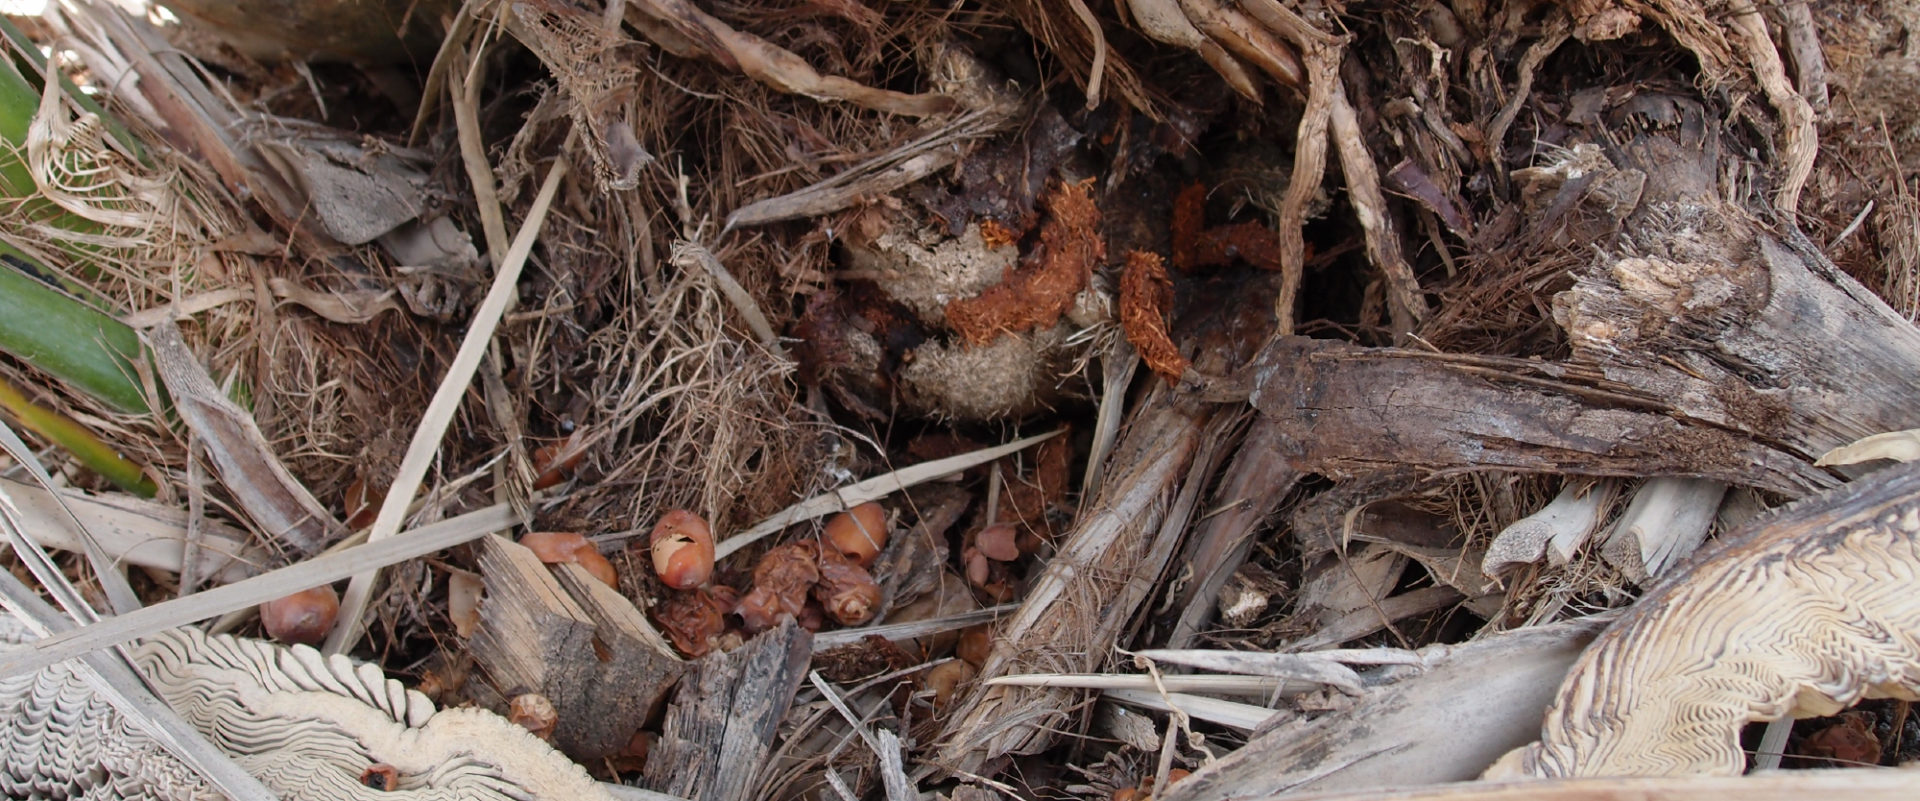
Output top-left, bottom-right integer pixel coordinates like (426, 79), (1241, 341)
(11, 0), (1920, 798)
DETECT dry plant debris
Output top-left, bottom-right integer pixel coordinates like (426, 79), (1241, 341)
(0, 612), (615, 801)
(13, 0), (1920, 797)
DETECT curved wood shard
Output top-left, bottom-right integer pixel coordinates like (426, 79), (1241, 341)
(1500, 460), (1920, 778)
(1, 613), (615, 801)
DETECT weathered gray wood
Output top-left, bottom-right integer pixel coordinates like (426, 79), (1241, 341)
(1244, 336), (1832, 496)
(643, 619), (813, 801)
(932, 388), (1224, 774)
(552, 563), (684, 758)
(1555, 132), (1920, 462)
(936, 277), (1280, 775)
(1160, 620), (1605, 801)
(474, 536), (677, 759)
(472, 535), (595, 712)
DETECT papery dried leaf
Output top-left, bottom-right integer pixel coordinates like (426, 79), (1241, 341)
(1796, 713), (1881, 766)
(149, 323), (343, 556)
(652, 587), (733, 658)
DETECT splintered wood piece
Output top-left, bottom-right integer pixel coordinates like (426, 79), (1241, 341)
(1167, 417), (1301, 649)
(473, 536), (679, 759)
(1160, 620), (1604, 801)
(552, 563), (684, 757)
(932, 395), (1232, 774)
(1245, 336), (1832, 496)
(644, 619), (812, 801)
(1551, 129), (1920, 463)
(1493, 459), (1920, 778)
(938, 280), (1276, 775)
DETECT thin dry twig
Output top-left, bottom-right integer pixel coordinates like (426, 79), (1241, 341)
(715, 430), (1064, 560)
(0, 501), (517, 680)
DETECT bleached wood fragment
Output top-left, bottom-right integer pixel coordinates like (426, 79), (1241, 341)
(1483, 479), (1618, 574)
(1599, 477), (1726, 581)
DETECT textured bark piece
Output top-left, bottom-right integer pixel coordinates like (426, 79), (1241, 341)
(1560, 231), (1920, 462)
(1497, 459), (1920, 778)
(0, 612), (615, 801)
(1160, 620), (1603, 801)
(643, 620), (812, 801)
(474, 536), (680, 760)
(1546, 119), (1920, 464)
(551, 563), (684, 757)
(1245, 336), (1832, 496)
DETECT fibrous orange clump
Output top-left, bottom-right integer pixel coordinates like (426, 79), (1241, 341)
(945, 178), (1103, 345)
(1120, 250), (1191, 381)
(977, 218), (1020, 250)
(1171, 183), (1207, 271)
(1170, 181), (1283, 273)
